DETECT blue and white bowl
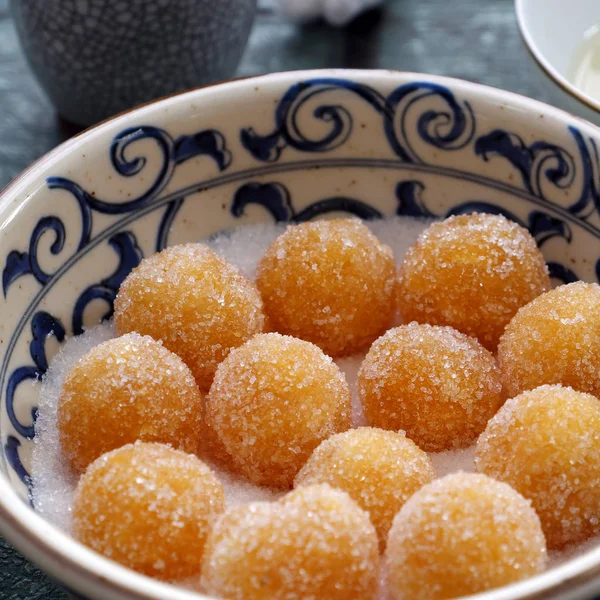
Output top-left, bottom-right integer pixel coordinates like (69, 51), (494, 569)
(0, 70), (600, 600)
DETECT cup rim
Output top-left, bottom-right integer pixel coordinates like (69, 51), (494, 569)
(1, 68), (600, 600)
(515, 0), (600, 114)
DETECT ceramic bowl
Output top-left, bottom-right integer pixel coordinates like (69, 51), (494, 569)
(516, 0), (600, 125)
(1, 69), (600, 600)
(11, 0), (258, 127)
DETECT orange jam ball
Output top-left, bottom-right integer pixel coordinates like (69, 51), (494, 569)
(358, 323), (503, 452)
(256, 218), (397, 356)
(386, 473), (547, 600)
(294, 427), (435, 550)
(202, 484), (379, 600)
(397, 214), (550, 351)
(114, 243), (265, 392)
(206, 333), (351, 488)
(475, 384), (600, 549)
(498, 282), (600, 399)
(73, 442), (225, 581)
(57, 333), (204, 473)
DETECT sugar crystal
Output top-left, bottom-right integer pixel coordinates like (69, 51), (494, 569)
(397, 214), (550, 351)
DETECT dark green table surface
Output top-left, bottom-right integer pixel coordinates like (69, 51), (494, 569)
(0, 0), (554, 597)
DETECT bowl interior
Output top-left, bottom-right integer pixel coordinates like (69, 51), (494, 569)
(2, 70), (600, 600)
(517, 0), (600, 110)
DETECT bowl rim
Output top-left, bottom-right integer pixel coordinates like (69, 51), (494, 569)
(1, 68), (600, 600)
(515, 0), (600, 114)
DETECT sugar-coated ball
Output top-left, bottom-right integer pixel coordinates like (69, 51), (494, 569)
(386, 472), (547, 600)
(57, 333), (204, 473)
(114, 243), (265, 392)
(358, 323), (503, 452)
(73, 442), (224, 580)
(475, 384), (600, 549)
(498, 282), (600, 399)
(202, 484), (379, 600)
(206, 333), (351, 488)
(397, 214), (550, 351)
(256, 219), (397, 356)
(295, 427), (434, 550)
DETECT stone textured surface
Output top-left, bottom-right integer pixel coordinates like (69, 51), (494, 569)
(0, 0), (555, 596)
(0, 537), (66, 599)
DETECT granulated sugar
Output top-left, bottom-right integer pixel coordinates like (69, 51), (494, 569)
(207, 462), (285, 507)
(32, 322), (116, 532)
(255, 219), (398, 356)
(206, 223), (287, 280)
(58, 332), (205, 473)
(201, 485), (380, 599)
(335, 354), (366, 427)
(498, 282), (600, 400)
(377, 562), (390, 600)
(32, 323), (283, 529)
(207, 217), (429, 285)
(357, 323), (503, 452)
(113, 243), (265, 393)
(72, 442), (225, 581)
(294, 428), (435, 551)
(429, 446), (476, 477)
(396, 213), (551, 352)
(550, 535), (600, 567)
(205, 333), (351, 489)
(30, 216), (600, 596)
(475, 384), (600, 550)
(385, 473), (547, 600)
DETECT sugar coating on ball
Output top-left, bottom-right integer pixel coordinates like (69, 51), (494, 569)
(256, 218), (397, 356)
(73, 442), (224, 580)
(295, 427), (435, 551)
(397, 213), (550, 351)
(57, 333), (204, 473)
(498, 282), (600, 399)
(475, 384), (600, 549)
(114, 243), (265, 392)
(202, 484), (379, 600)
(206, 333), (351, 488)
(358, 323), (503, 452)
(386, 472), (547, 600)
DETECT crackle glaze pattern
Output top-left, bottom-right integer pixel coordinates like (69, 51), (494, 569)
(10, 0), (257, 126)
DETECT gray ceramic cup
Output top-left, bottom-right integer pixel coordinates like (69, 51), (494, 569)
(11, 0), (257, 126)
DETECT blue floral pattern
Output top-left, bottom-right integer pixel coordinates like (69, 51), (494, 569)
(231, 182), (383, 222)
(2, 75), (600, 495)
(241, 78), (475, 163)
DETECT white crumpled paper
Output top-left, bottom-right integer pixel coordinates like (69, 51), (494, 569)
(277, 0), (385, 27)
